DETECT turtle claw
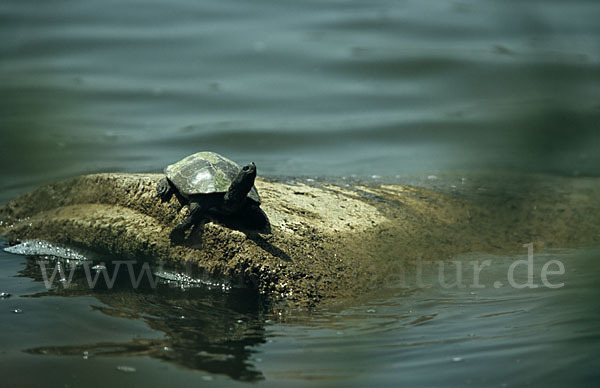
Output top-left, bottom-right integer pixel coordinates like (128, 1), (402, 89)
(169, 203), (205, 244)
(157, 178), (173, 202)
(169, 226), (186, 243)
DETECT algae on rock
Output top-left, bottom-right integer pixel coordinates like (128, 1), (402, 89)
(1, 173), (599, 309)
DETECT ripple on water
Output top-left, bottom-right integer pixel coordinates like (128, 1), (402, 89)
(4, 240), (89, 261)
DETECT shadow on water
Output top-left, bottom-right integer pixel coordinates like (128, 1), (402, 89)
(16, 257), (268, 382)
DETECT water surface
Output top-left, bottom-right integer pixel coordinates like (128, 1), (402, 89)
(1, 0), (599, 386)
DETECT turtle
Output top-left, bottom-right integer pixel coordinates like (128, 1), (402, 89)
(157, 152), (269, 242)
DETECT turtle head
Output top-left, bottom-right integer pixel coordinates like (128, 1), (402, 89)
(241, 162), (256, 176)
(224, 162), (257, 207)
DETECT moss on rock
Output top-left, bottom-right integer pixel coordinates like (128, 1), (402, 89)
(1, 173), (599, 309)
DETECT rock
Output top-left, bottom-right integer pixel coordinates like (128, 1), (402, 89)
(1, 173), (599, 309)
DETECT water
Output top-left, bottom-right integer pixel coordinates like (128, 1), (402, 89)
(1, 243), (599, 386)
(1, 0), (599, 386)
(1, 0), (599, 191)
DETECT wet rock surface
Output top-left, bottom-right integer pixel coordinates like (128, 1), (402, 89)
(1, 173), (599, 309)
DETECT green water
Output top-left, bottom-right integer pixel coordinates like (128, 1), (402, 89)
(1, 245), (599, 387)
(1, 0), (599, 386)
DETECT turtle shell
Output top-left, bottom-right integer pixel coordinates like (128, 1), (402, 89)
(165, 152), (260, 203)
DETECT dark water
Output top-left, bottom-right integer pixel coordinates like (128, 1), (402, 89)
(1, 243), (599, 387)
(1, 0), (600, 386)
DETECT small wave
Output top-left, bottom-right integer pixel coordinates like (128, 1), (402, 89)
(154, 270), (231, 290)
(4, 240), (89, 261)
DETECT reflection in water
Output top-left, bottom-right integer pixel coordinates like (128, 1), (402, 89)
(253, 247), (600, 387)
(2, 231), (600, 386)
(1, 0), (599, 386)
(18, 257), (267, 382)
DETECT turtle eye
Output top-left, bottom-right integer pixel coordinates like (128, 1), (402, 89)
(242, 165), (249, 171)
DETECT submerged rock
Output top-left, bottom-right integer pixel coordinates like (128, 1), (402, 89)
(1, 173), (599, 309)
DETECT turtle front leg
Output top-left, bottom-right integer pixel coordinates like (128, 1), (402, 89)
(157, 178), (174, 202)
(244, 204), (270, 233)
(170, 202), (206, 242)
